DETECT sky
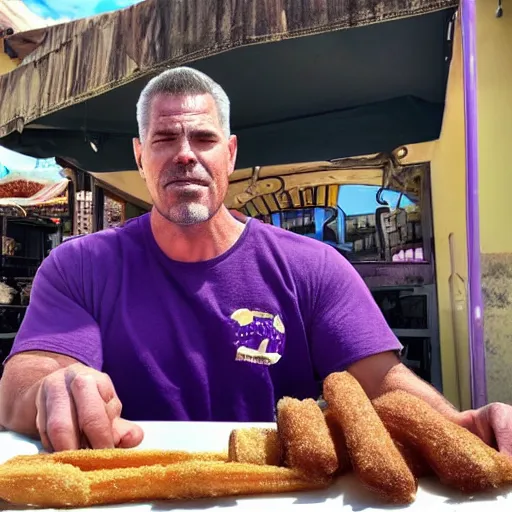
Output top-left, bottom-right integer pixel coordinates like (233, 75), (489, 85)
(23, 0), (142, 23)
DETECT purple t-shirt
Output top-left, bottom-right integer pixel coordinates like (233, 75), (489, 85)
(7, 213), (401, 422)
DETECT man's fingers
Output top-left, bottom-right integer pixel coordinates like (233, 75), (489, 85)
(489, 403), (512, 456)
(105, 395), (123, 421)
(95, 372), (117, 406)
(70, 374), (115, 449)
(472, 406), (496, 448)
(112, 417), (144, 448)
(40, 378), (80, 452)
(35, 387), (52, 452)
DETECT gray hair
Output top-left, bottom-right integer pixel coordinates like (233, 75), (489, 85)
(136, 67), (231, 141)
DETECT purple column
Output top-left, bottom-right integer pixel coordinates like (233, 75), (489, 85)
(460, 0), (487, 408)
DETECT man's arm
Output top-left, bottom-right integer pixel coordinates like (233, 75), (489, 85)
(347, 350), (512, 455)
(307, 244), (512, 453)
(0, 241), (102, 437)
(0, 351), (79, 436)
(0, 350), (143, 451)
(348, 351), (461, 424)
(0, 241), (144, 451)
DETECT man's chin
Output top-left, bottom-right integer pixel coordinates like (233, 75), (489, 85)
(164, 203), (212, 226)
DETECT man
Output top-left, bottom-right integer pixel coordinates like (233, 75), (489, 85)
(0, 67), (510, 454)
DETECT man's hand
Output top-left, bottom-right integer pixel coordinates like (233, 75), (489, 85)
(458, 403), (512, 456)
(35, 363), (144, 452)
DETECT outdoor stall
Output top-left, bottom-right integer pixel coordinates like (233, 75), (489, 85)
(0, 150), (72, 372)
(0, 0), (511, 508)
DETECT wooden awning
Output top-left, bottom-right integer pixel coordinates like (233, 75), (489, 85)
(0, 0), (458, 144)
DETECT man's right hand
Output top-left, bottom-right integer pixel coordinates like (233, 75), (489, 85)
(35, 363), (144, 452)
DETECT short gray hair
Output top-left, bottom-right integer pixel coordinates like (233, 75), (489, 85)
(136, 67), (231, 141)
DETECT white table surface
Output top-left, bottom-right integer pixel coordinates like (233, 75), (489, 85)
(1, 421), (512, 511)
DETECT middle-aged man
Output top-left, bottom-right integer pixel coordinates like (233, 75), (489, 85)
(0, 67), (511, 454)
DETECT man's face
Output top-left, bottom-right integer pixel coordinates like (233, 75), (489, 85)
(133, 93), (237, 225)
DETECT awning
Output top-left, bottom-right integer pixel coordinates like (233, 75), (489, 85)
(0, 0), (458, 173)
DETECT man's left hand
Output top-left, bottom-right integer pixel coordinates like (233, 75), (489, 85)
(458, 402), (512, 456)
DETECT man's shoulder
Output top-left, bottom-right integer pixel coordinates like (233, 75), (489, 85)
(50, 214), (147, 263)
(248, 219), (350, 282)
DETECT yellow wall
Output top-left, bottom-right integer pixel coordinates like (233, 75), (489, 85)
(477, 5), (512, 254)
(476, 2), (512, 404)
(430, 19), (470, 410)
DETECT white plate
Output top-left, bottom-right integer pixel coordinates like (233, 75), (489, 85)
(1, 421), (511, 511)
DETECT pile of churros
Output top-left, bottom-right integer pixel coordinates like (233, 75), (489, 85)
(1, 371), (512, 508)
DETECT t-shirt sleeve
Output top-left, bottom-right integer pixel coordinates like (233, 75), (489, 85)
(5, 240), (103, 370)
(308, 245), (402, 379)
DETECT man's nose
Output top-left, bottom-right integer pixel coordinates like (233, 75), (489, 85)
(174, 139), (196, 166)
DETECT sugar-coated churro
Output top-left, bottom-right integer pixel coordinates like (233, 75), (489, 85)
(373, 390), (512, 493)
(0, 460), (328, 508)
(5, 448), (226, 471)
(277, 397), (338, 478)
(323, 372), (417, 504)
(228, 428), (282, 466)
(393, 439), (432, 478)
(324, 409), (351, 475)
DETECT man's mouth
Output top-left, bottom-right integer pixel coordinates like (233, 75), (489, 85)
(166, 179), (209, 187)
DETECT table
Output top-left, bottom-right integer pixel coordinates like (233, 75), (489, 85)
(1, 421), (511, 511)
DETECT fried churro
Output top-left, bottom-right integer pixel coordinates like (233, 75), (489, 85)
(0, 462), (88, 508)
(0, 460), (328, 508)
(277, 397), (338, 479)
(228, 428), (282, 466)
(5, 448), (227, 471)
(323, 372), (417, 504)
(393, 440), (432, 478)
(373, 390), (512, 493)
(324, 409), (351, 475)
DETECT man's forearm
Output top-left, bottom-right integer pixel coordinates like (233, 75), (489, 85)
(348, 352), (465, 426)
(367, 363), (462, 424)
(0, 351), (74, 436)
(0, 378), (41, 437)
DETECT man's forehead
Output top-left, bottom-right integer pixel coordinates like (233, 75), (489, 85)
(150, 93), (217, 119)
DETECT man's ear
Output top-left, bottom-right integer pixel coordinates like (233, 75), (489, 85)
(133, 137), (145, 179)
(227, 134), (238, 177)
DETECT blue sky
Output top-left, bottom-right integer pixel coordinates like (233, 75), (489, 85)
(23, 0), (142, 22)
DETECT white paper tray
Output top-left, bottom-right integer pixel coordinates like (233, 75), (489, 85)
(1, 421), (511, 511)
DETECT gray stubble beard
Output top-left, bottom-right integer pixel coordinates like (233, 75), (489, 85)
(167, 202), (211, 225)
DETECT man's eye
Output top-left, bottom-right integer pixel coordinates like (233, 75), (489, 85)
(153, 136), (177, 143)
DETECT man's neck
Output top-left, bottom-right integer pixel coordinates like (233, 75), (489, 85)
(150, 206), (247, 263)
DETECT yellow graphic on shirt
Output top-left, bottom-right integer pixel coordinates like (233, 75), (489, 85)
(231, 308), (285, 366)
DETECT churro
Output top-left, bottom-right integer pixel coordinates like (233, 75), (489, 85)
(323, 372), (417, 504)
(0, 460), (328, 508)
(373, 390), (512, 493)
(5, 448), (227, 471)
(324, 409), (351, 475)
(228, 428), (282, 466)
(393, 439), (432, 478)
(277, 397), (338, 478)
